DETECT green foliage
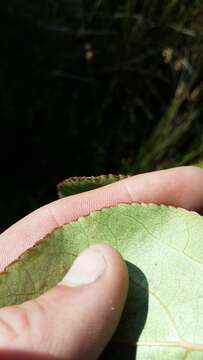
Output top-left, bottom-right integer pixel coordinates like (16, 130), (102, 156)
(194, 160), (203, 169)
(1, 203), (203, 359)
(57, 174), (127, 197)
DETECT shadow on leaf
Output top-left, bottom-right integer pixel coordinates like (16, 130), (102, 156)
(100, 261), (149, 359)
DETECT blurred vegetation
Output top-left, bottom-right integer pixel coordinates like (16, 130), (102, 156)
(0, 0), (203, 231)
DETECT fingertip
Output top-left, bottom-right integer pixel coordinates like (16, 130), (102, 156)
(60, 244), (129, 292)
(181, 165), (203, 174)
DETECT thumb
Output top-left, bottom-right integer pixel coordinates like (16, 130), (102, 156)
(0, 245), (129, 360)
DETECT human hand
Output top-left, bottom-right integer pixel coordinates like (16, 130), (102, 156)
(0, 166), (203, 360)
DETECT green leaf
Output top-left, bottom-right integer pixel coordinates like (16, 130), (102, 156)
(57, 174), (128, 198)
(193, 160), (203, 170)
(1, 203), (203, 359)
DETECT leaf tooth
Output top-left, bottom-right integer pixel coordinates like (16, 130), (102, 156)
(65, 204), (202, 230)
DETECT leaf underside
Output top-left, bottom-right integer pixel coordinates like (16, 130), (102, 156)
(57, 174), (128, 198)
(1, 203), (203, 359)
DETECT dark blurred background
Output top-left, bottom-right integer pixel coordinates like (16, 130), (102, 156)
(0, 0), (203, 232)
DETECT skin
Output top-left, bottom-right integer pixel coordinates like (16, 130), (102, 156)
(0, 166), (203, 359)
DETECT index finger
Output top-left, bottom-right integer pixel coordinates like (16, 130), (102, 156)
(0, 166), (203, 271)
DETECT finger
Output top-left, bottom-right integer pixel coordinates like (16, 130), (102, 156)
(0, 350), (59, 360)
(1, 166), (203, 270)
(0, 245), (128, 360)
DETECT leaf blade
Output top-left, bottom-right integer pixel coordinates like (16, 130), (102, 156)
(57, 174), (128, 198)
(1, 203), (203, 359)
